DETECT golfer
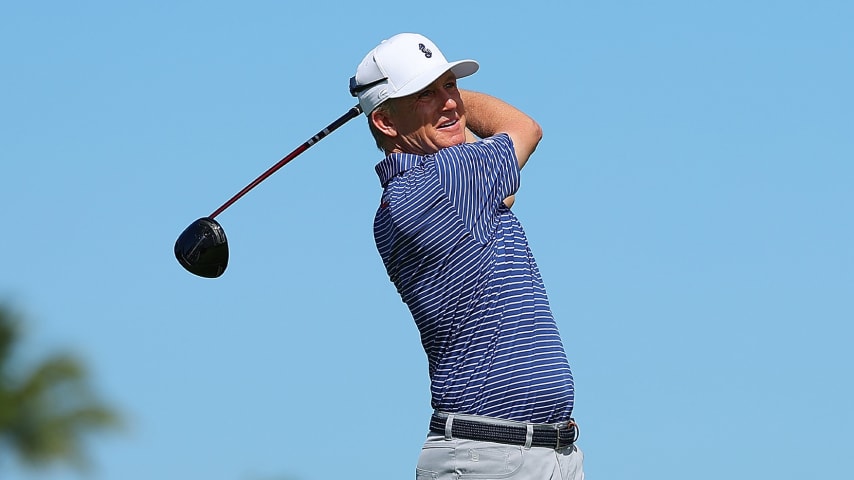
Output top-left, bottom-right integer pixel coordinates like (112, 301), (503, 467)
(350, 33), (584, 479)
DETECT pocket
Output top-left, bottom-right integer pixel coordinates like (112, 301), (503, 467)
(457, 445), (524, 479)
(416, 442), (454, 480)
(416, 467), (438, 480)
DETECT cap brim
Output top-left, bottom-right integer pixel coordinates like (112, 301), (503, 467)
(390, 59), (479, 99)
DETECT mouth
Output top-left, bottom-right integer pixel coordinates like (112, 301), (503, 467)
(438, 119), (459, 130)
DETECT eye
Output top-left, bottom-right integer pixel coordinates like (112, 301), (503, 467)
(417, 89), (434, 99)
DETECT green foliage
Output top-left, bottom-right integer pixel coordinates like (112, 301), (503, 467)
(0, 304), (121, 471)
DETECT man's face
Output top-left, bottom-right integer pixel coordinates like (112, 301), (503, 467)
(384, 71), (467, 155)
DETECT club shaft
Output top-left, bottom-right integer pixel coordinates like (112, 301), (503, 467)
(209, 104), (363, 219)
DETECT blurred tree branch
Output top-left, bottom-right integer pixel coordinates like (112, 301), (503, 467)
(0, 303), (121, 471)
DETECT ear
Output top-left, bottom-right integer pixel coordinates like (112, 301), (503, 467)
(370, 108), (398, 138)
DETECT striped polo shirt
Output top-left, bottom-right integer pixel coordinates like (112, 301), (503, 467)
(374, 133), (574, 424)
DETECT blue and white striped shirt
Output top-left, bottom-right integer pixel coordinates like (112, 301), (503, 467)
(374, 134), (574, 423)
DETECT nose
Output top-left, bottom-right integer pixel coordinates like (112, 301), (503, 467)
(440, 89), (458, 110)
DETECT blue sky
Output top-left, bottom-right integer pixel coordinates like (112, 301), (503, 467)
(2, 1), (851, 479)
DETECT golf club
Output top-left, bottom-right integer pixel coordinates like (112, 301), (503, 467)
(174, 104), (363, 278)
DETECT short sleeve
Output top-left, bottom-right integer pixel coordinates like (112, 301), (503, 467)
(434, 134), (520, 243)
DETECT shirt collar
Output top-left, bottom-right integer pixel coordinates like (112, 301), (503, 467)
(374, 152), (428, 187)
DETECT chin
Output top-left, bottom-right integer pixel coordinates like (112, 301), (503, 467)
(438, 132), (466, 149)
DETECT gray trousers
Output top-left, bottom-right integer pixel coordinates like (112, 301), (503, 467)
(416, 433), (585, 480)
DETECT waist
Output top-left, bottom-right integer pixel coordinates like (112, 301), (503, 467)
(430, 411), (579, 450)
(429, 372), (575, 423)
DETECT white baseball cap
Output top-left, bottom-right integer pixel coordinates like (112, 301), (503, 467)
(350, 33), (479, 115)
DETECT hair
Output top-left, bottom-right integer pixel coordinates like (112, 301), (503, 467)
(368, 101), (395, 152)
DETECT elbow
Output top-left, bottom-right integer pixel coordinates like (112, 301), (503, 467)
(527, 117), (543, 151)
(532, 119), (543, 145)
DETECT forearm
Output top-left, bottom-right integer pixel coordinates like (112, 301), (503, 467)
(460, 90), (535, 135)
(460, 90), (542, 169)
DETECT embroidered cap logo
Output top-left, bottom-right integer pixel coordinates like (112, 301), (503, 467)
(418, 43), (433, 58)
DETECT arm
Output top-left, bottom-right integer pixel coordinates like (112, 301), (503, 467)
(464, 126), (517, 207)
(461, 90), (543, 170)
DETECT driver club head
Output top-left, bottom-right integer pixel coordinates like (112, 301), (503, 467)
(174, 217), (229, 278)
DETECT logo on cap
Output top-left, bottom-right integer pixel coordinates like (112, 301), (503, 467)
(418, 43), (433, 58)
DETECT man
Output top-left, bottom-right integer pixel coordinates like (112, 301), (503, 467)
(350, 33), (584, 479)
